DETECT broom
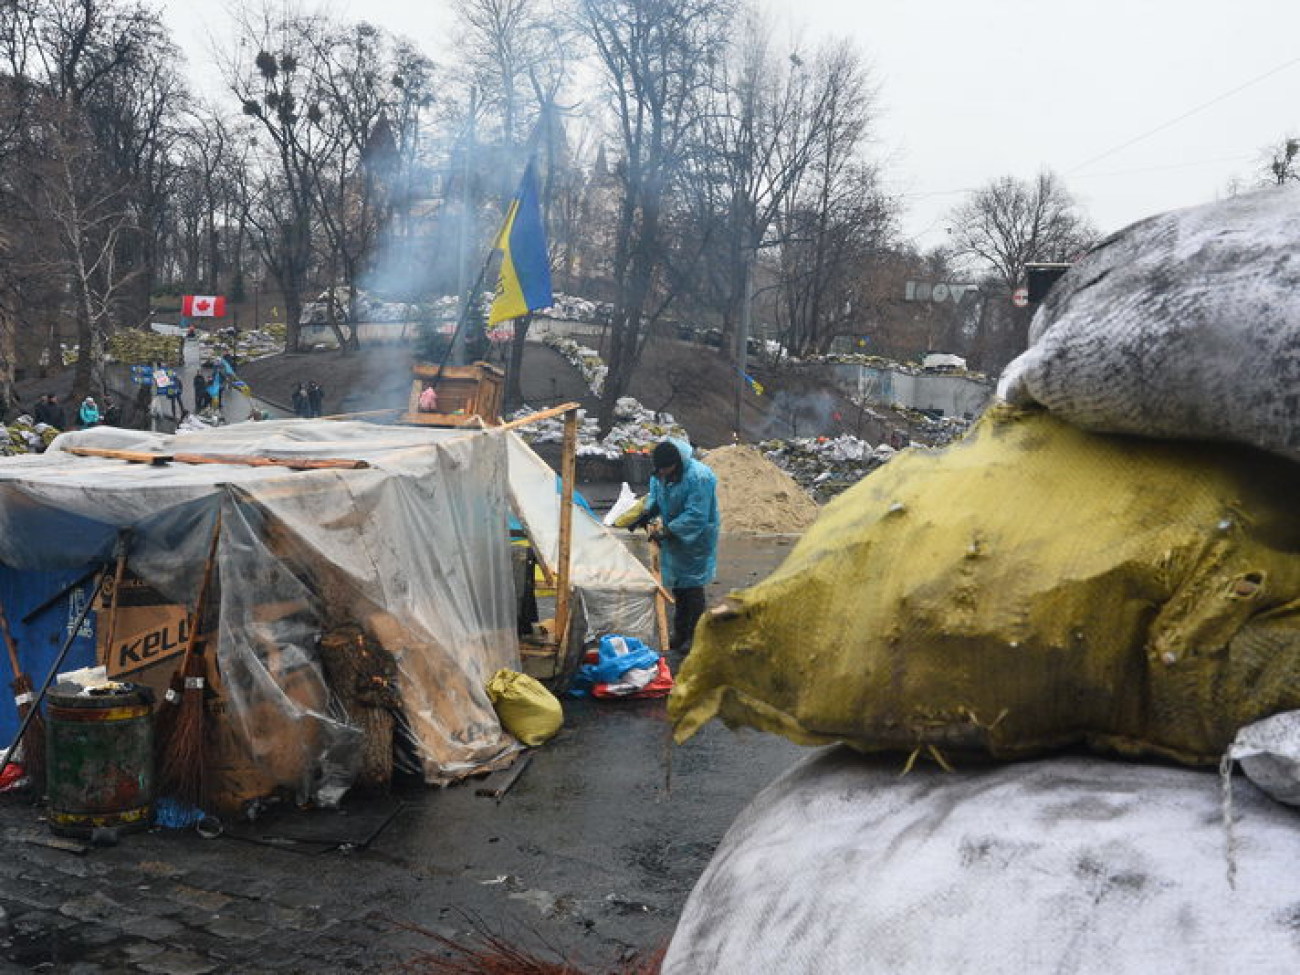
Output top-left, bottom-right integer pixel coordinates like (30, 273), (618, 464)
(156, 513), (222, 807)
(0, 595), (44, 795)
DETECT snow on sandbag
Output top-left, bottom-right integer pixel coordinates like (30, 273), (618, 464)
(999, 185), (1300, 460)
(669, 405), (1300, 766)
(663, 748), (1300, 974)
(1230, 710), (1300, 807)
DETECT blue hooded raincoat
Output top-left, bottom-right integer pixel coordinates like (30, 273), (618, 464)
(643, 438), (720, 589)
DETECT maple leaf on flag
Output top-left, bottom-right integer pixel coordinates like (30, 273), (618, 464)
(195, 298), (211, 313)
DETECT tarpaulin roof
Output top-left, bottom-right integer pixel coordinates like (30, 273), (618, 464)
(0, 420), (545, 801)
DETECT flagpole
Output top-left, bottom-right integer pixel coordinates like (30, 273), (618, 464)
(432, 145), (546, 390)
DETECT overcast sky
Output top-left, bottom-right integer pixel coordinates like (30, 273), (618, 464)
(164, 0), (1300, 250)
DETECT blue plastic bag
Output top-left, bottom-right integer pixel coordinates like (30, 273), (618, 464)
(569, 635), (661, 697)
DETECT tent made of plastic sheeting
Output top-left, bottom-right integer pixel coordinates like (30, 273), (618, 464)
(0, 419), (523, 801)
(665, 748), (1300, 974)
(506, 433), (660, 650)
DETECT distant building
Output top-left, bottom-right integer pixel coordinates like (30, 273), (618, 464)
(830, 359), (992, 419)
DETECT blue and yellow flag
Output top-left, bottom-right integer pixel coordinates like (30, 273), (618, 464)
(489, 160), (554, 325)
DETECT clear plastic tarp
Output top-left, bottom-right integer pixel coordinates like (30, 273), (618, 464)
(506, 433), (660, 649)
(0, 419), (523, 799)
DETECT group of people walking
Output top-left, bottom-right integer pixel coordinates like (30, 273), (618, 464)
(291, 380), (325, 418)
(31, 392), (120, 430)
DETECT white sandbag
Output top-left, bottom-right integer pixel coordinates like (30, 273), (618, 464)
(999, 185), (1300, 460)
(664, 748), (1300, 974)
(1231, 710), (1300, 807)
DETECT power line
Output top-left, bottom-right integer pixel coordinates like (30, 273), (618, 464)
(893, 151), (1262, 204)
(1069, 55), (1300, 174)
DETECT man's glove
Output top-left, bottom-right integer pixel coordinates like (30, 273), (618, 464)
(628, 513), (652, 532)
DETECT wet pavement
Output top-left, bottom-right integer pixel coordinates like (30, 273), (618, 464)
(0, 533), (808, 973)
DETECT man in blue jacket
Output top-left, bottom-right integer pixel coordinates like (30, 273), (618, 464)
(632, 438), (720, 655)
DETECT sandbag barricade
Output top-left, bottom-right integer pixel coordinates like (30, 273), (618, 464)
(1000, 184), (1300, 461)
(670, 406), (1300, 765)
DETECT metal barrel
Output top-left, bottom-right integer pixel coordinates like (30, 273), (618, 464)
(46, 686), (153, 837)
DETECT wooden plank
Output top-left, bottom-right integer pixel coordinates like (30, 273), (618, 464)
(66, 446), (369, 470)
(66, 446), (170, 464)
(319, 408), (405, 421)
(496, 402), (582, 433)
(170, 453), (371, 470)
(475, 752), (532, 800)
(411, 361), (505, 380)
(398, 412), (489, 428)
(554, 409), (578, 652)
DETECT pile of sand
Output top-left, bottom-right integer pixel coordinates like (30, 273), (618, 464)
(702, 445), (821, 534)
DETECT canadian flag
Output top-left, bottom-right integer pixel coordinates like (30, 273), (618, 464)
(182, 295), (226, 317)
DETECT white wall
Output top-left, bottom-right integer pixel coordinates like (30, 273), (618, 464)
(831, 363), (992, 418)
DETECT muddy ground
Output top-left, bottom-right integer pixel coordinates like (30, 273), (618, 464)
(0, 532), (808, 973)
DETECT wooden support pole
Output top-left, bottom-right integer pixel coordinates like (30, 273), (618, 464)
(553, 408), (578, 652)
(496, 401), (582, 433)
(651, 542), (672, 655)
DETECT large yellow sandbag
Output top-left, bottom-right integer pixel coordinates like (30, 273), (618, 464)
(670, 406), (1300, 765)
(487, 669), (564, 747)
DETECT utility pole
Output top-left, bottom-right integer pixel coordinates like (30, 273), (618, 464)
(453, 88), (478, 366)
(733, 246), (754, 440)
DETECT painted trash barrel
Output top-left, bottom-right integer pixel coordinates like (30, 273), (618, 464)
(46, 685), (153, 837)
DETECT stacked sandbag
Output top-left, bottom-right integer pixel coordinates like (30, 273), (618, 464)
(663, 747), (1300, 974)
(999, 185), (1300, 459)
(669, 406), (1300, 765)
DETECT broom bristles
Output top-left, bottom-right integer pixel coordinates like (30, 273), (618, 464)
(156, 651), (206, 807)
(152, 670), (187, 767)
(11, 674), (45, 796)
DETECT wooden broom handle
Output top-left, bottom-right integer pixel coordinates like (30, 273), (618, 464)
(0, 598), (21, 678)
(180, 512), (223, 666)
(100, 544), (130, 668)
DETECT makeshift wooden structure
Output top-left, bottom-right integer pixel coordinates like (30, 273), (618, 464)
(401, 362), (505, 427)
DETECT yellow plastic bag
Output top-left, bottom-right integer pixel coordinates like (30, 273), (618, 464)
(612, 496), (647, 529)
(670, 406), (1300, 766)
(487, 669), (563, 747)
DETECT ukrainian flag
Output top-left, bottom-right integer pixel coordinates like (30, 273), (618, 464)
(489, 160), (554, 325)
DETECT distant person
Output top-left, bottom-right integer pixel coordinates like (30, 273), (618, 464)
(134, 385), (151, 428)
(194, 372), (212, 412)
(78, 396), (101, 428)
(165, 372), (184, 420)
(306, 380), (323, 418)
(34, 393), (63, 428)
(629, 438), (720, 655)
(102, 395), (121, 427)
(292, 381), (309, 418)
(418, 382), (439, 413)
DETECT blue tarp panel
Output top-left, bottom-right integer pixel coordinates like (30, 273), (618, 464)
(0, 566), (99, 747)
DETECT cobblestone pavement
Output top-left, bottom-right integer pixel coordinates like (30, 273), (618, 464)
(0, 536), (806, 974)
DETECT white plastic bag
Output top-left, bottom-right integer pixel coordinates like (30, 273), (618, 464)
(602, 481), (638, 527)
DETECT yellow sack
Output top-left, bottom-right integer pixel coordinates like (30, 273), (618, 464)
(613, 496), (647, 529)
(670, 405), (1300, 765)
(487, 669), (563, 747)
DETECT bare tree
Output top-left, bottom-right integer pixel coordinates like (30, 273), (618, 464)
(947, 170), (1097, 369)
(768, 40), (893, 357)
(695, 12), (835, 361)
(577, 0), (734, 432)
(948, 171), (1095, 293)
(1, 0), (179, 401)
(226, 5), (338, 352)
(1268, 137), (1299, 185)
